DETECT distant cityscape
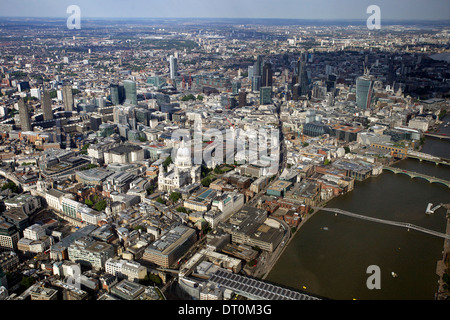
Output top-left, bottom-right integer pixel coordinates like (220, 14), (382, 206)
(0, 12), (449, 303)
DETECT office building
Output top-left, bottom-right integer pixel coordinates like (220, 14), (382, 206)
(90, 115), (102, 131)
(260, 86), (272, 105)
(30, 286), (58, 300)
(110, 84), (125, 105)
(356, 74), (375, 110)
(63, 85), (74, 111)
(330, 124), (363, 142)
(105, 258), (147, 282)
(103, 144), (144, 165)
(303, 122), (330, 137)
(123, 80), (137, 105)
(238, 89), (247, 108)
(253, 55), (263, 77)
(262, 62), (273, 87)
(218, 206), (284, 253)
(252, 76), (261, 92)
(169, 55), (178, 80)
(18, 99), (32, 132)
(42, 90), (53, 121)
(0, 220), (19, 251)
(143, 225), (197, 268)
(67, 237), (115, 270)
(110, 279), (146, 300)
(296, 54), (309, 96)
(231, 81), (241, 95)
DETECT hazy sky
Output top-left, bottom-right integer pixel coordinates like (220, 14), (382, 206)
(0, 0), (449, 20)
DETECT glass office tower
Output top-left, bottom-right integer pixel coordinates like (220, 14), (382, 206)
(356, 75), (375, 110)
(123, 80), (137, 105)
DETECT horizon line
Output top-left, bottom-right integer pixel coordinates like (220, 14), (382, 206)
(0, 16), (450, 23)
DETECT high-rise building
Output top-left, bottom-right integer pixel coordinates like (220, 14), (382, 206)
(356, 74), (375, 110)
(42, 90), (53, 121)
(110, 84), (124, 105)
(260, 87), (272, 105)
(296, 54), (309, 96)
(170, 55), (178, 80)
(90, 115), (102, 131)
(251, 76), (261, 92)
(238, 89), (247, 108)
(247, 66), (254, 80)
(232, 81), (241, 95)
(253, 55), (263, 77)
(123, 80), (137, 105)
(262, 62), (273, 87)
(18, 99), (32, 132)
(63, 85), (74, 111)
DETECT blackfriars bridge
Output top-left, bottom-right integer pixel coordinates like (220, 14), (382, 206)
(382, 166), (450, 188)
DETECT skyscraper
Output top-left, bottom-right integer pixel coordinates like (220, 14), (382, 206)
(110, 84), (120, 105)
(110, 84), (126, 105)
(18, 99), (32, 132)
(238, 89), (247, 108)
(262, 62), (273, 87)
(123, 80), (137, 105)
(296, 54), (309, 96)
(260, 86), (272, 105)
(62, 85), (74, 111)
(232, 81), (241, 95)
(42, 89), (53, 121)
(356, 73), (375, 110)
(169, 55), (178, 80)
(252, 76), (261, 92)
(253, 55), (263, 77)
(247, 66), (254, 80)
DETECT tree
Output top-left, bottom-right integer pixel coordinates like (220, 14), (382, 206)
(181, 94), (196, 101)
(176, 207), (188, 213)
(93, 199), (107, 211)
(196, 95), (204, 101)
(80, 143), (90, 154)
(85, 199), (93, 207)
(163, 156), (172, 170)
(20, 276), (35, 289)
(1, 181), (18, 193)
(156, 197), (165, 205)
(140, 273), (162, 286)
(201, 176), (212, 187)
(169, 192), (181, 203)
(146, 185), (156, 195)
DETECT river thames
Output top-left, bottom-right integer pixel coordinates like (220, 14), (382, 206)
(266, 115), (450, 300)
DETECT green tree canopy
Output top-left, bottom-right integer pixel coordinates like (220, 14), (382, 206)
(169, 192), (181, 203)
(93, 199), (107, 211)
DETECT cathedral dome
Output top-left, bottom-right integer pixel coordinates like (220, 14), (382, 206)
(175, 142), (192, 168)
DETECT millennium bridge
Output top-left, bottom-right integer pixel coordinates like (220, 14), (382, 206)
(311, 206), (450, 240)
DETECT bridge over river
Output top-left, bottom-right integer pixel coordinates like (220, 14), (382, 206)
(383, 166), (450, 188)
(311, 206), (450, 240)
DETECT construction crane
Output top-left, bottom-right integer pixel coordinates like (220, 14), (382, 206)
(225, 117), (234, 128)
